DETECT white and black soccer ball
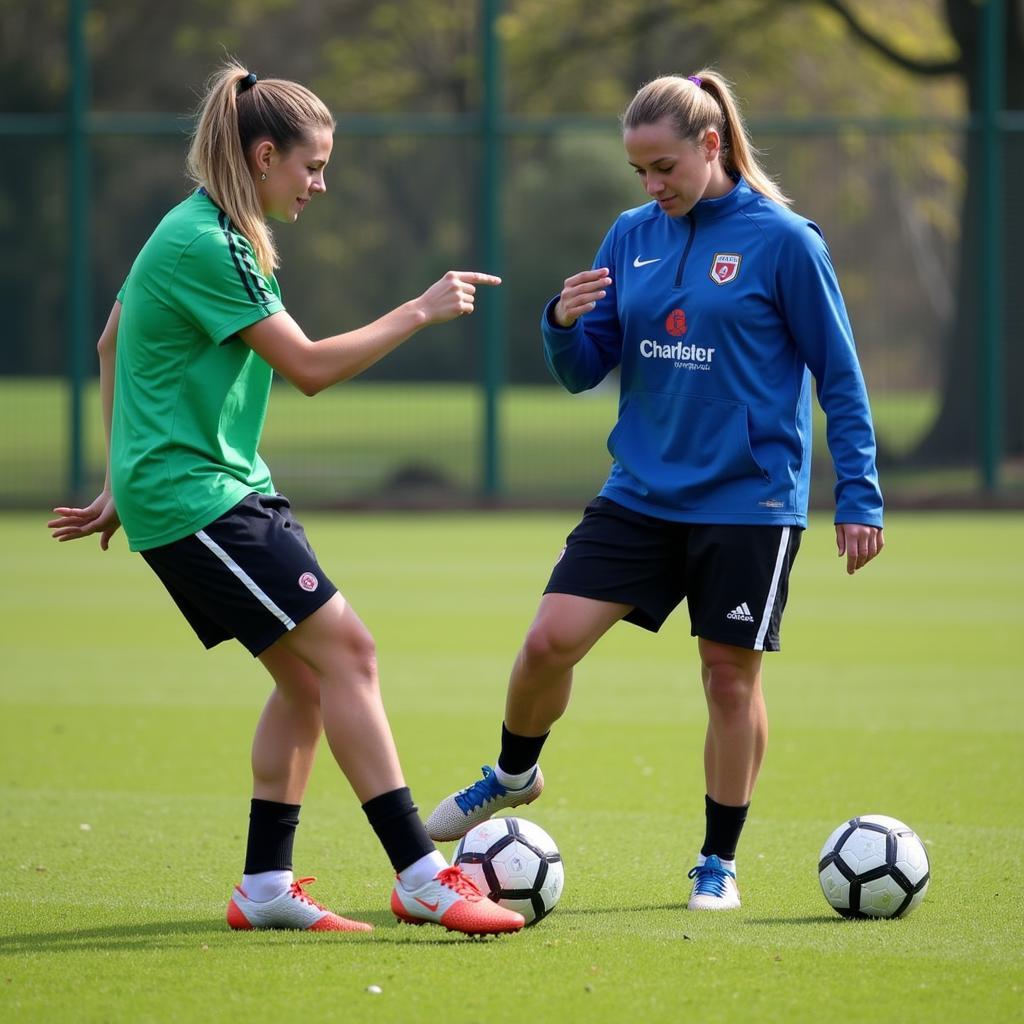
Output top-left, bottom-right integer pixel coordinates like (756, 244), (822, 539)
(452, 816), (564, 925)
(818, 814), (930, 919)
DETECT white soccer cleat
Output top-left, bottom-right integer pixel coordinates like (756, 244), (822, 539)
(425, 765), (544, 842)
(686, 856), (741, 911)
(391, 865), (525, 935)
(227, 876), (372, 932)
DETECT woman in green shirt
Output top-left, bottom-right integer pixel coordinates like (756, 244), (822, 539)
(49, 61), (523, 937)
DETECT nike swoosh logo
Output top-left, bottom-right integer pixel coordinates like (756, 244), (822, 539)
(633, 256), (661, 267)
(414, 898), (440, 912)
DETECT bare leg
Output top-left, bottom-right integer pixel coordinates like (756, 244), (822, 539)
(271, 593), (405, 804)
(698, 638), (766, 807)
(504, 593), (631, 736)
(422, 594), (633, 843)
(251, 644), (323, 804)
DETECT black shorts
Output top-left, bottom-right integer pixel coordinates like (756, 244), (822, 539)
(544, 497), (802, 651)
(141, 493), (338, 657)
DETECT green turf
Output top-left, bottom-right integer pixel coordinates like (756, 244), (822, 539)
(1, 511), (1022, 1023)
(2, 378), (942, 507)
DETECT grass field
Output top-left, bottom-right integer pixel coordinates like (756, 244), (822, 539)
(1, 511), (1022, 1023)
(2, 379), (946, 509)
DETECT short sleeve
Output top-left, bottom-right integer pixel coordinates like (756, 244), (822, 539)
(169, 229), (284, 344)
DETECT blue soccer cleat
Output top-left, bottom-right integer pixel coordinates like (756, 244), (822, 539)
(687, 855), (741, 910)
(425, 764), (544, 842)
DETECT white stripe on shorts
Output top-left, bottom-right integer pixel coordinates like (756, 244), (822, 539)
(753, 527), (791, 651)
(195, 529), (297, 631)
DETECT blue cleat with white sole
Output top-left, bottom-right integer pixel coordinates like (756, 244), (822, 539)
(425, 765), (544, 842)
(687, 855), (741, 910)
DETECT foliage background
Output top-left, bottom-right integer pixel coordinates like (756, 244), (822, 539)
(3, 0), (1018, 505)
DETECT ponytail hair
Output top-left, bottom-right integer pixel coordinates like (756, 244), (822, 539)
(186, 59), (336, 274)
(622, 69), (790, 208)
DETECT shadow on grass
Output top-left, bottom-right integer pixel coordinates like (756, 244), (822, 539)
(0, 919), (243, 954)
(744, 915), (846, 926)
(557, 903), (683, 916)
(0, 911), (516, 953)
(558, 907), (848, 926)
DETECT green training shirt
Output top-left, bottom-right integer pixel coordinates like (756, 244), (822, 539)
(111, 189), (284, 551)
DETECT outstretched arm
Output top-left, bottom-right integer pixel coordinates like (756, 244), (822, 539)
(48, 301), (123, 549)
(241, 270), (500, 396)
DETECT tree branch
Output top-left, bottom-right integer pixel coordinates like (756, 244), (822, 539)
(816, 0), (963, 75)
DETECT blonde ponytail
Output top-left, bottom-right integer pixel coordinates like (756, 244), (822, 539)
(622, 70), (790, 208)
(187, 59), (335, 275)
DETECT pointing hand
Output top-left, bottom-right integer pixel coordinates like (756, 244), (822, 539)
(416, 271), (502, 326)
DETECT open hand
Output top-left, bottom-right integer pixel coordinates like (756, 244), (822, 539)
(48, 492), (121, 550)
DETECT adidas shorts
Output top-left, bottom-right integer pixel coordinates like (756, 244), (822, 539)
(543, 497), (802, 651)
(140, 492), (338, 657)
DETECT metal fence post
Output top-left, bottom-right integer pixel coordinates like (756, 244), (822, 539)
(67, 0), (91, 500)
(980, 0), (1004, 492)
(479, 0), (504, 498)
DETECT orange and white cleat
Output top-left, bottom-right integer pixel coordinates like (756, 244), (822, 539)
(391, 866), (525, 935)
(227, 876), (373, 932)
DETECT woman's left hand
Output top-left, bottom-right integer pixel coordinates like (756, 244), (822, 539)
(835, 523), (883, 575)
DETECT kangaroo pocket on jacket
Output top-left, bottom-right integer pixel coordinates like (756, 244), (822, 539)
(606, 391), (769, 509)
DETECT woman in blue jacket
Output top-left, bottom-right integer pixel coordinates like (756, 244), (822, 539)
(427, 70), (884, 910)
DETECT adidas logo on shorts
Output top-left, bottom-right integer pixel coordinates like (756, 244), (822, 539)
(726, 602), (755, 623)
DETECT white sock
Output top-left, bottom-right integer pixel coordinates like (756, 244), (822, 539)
(398, 850), (448, 892)
(241, 869), (293, 901)
(493, 763), (536, 789)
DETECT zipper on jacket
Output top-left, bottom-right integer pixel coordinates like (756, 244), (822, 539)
(674, 217), (697, 287)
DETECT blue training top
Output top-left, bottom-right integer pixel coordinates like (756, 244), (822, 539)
(541, 177), (884, 528)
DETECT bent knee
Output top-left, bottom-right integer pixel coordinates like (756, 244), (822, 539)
(292, 602), (379, 685)
(334, 618), (378, 680)
(520, 622), (585, 671)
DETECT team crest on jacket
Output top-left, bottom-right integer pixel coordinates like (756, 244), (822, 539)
(664, 308), (687, 336)
(710, 253), (741, 285)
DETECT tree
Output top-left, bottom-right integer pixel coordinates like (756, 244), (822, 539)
(808, 0), (1021, 463)
(4, 0), (997, 453)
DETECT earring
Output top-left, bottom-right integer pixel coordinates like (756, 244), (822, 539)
(260, 172), (267, 181)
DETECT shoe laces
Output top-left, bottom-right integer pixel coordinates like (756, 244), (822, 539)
(687, 857), (734, 899)
(454, 765), (506, 813)
(289, 876), (327, 910)
(435, 866), (484, 902)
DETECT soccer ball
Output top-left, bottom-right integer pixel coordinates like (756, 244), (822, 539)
(818, 814), (930, 919)
(452, 816), (564, 925)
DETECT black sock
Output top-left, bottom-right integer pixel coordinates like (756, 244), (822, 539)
(244, 798), (301, 874)
(497, 722), (549, 776)
(700, 794), (749, 862)
(362, 786), (436, 874)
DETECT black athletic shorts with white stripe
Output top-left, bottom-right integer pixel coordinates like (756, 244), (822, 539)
(141, 493), (338, 657)
(544, 496), (802, 651)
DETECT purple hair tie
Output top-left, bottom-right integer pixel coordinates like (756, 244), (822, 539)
(687, 75), (703, 88)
